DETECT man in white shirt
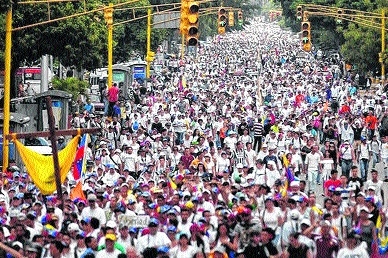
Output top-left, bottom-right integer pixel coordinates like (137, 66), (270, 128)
(81, 194), (107, 227)
(96, 234), (121, 258)
(305, 145), (322, 192)
(136, 218), (171, 256)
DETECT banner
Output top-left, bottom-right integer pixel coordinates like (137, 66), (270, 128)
(118, 214), (150, 228)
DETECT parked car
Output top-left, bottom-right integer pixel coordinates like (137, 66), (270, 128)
(24, 137), (52, 155)
(89, 93), (105, 116)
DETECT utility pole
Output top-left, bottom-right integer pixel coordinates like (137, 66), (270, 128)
(104, 3), (114, 89)
(381, 9), (385, 85)
(3, 8), (12, 172)
(146, 8), (153, 78)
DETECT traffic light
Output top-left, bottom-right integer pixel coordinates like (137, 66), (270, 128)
(337, 9), (343, 24)
(228, 11), (234, 26)
(296, 5), (302, 21)
(180, 0), (189, 35)
(237, 10), (243, 25)
(104, 6), (113, 25)
(186, 1), (199, 46)
(301, 21), (311, 52)
(218, 8), (227, 34)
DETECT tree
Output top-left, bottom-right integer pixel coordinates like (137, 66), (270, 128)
(341, 23), (380, 73)
(0, 0), (170, 97)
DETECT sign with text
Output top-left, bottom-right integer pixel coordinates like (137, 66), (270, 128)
(118, 214), (150, 228)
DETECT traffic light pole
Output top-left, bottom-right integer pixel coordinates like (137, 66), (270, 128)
(300, 4), (387, 84)
(381, 10), (385, 85)
(181, 33), (185, 59)
(107, 3), (113, 89)
(3, 9), (12, 172)
(146, 8), (152, 78)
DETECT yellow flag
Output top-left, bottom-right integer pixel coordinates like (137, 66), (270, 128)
(14, 135), (80, 195)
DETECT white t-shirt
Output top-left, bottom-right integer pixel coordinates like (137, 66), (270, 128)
(169, 245), (198, 258)
(95, 248), (121, 258)
(306, 152), (322, 171)
(136, 231), (171, 255)
(337, 244), (369, 258)
(260, 207), (282, 230)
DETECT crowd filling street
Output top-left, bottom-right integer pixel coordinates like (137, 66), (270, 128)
(2, 16), (388, 258)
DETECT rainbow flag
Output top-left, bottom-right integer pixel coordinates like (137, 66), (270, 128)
(72, 134), (89, 180)
(280, 155), (295, 197)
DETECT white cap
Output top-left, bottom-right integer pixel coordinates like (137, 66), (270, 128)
(290, 210), (300, 220)
(290, 181), (300, 187)
(360, 206), (369, 213)
(320, 220), (331, 227)
(301, 218), (311, 227)
(106, 220), (117, 228)
(236, 163), (244, 169)
(67, 223), (80, 232)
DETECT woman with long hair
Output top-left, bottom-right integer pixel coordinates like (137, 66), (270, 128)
(170, 233), (197, 258)
(260, 197), (283, 248)
(210, 223), (238, 258)
(189, 223), (210, 257)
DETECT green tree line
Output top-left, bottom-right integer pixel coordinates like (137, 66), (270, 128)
(277, 0), (387, 77)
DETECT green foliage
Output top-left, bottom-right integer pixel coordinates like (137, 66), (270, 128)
(341, 23), (380, 72)
(280, 0), (386, 74)
(51, 77), (89, 101)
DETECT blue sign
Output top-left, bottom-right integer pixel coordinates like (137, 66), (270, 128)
(133, 65), (146, 84)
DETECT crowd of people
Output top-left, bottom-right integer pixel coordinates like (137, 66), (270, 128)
(1, 16), (388, 258)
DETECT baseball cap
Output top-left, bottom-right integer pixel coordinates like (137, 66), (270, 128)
(360, 206), (370, 213)
(105, 233), (116, 241)
(148, 218), (159, 227)
(290, 210), (300, 220)
(301, 218), (311, 227)
(167, 225), (177, 232)
(106, 220), (117, 229)
(67, 223), (80, 232)
(320, 220), (331, 227)
(87, 194), (97, 201)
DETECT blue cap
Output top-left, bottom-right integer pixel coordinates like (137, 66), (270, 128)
(15, 193), (24, 199)
(81, 217), (91, 224)
(148, 203), (157, 209)
(141, 191), (151, 198)
(127, 199), (136, 205)
(129, 227), (138, 234)
(160, 205), (171, 214)
(167, 225), (177, 232)
(157, 246), (170, 254)
(148, 217), (159, 226)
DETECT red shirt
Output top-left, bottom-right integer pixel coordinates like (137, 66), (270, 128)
(365, 115), (378, 130)
(108, 86), (119, 102)
(324, 178), (341, 189)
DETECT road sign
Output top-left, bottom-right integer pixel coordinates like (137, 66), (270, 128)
(153, 12), (180, 29)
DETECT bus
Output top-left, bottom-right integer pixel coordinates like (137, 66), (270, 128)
(88, 60), (147, 100)
(15, 67), (42, 94)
